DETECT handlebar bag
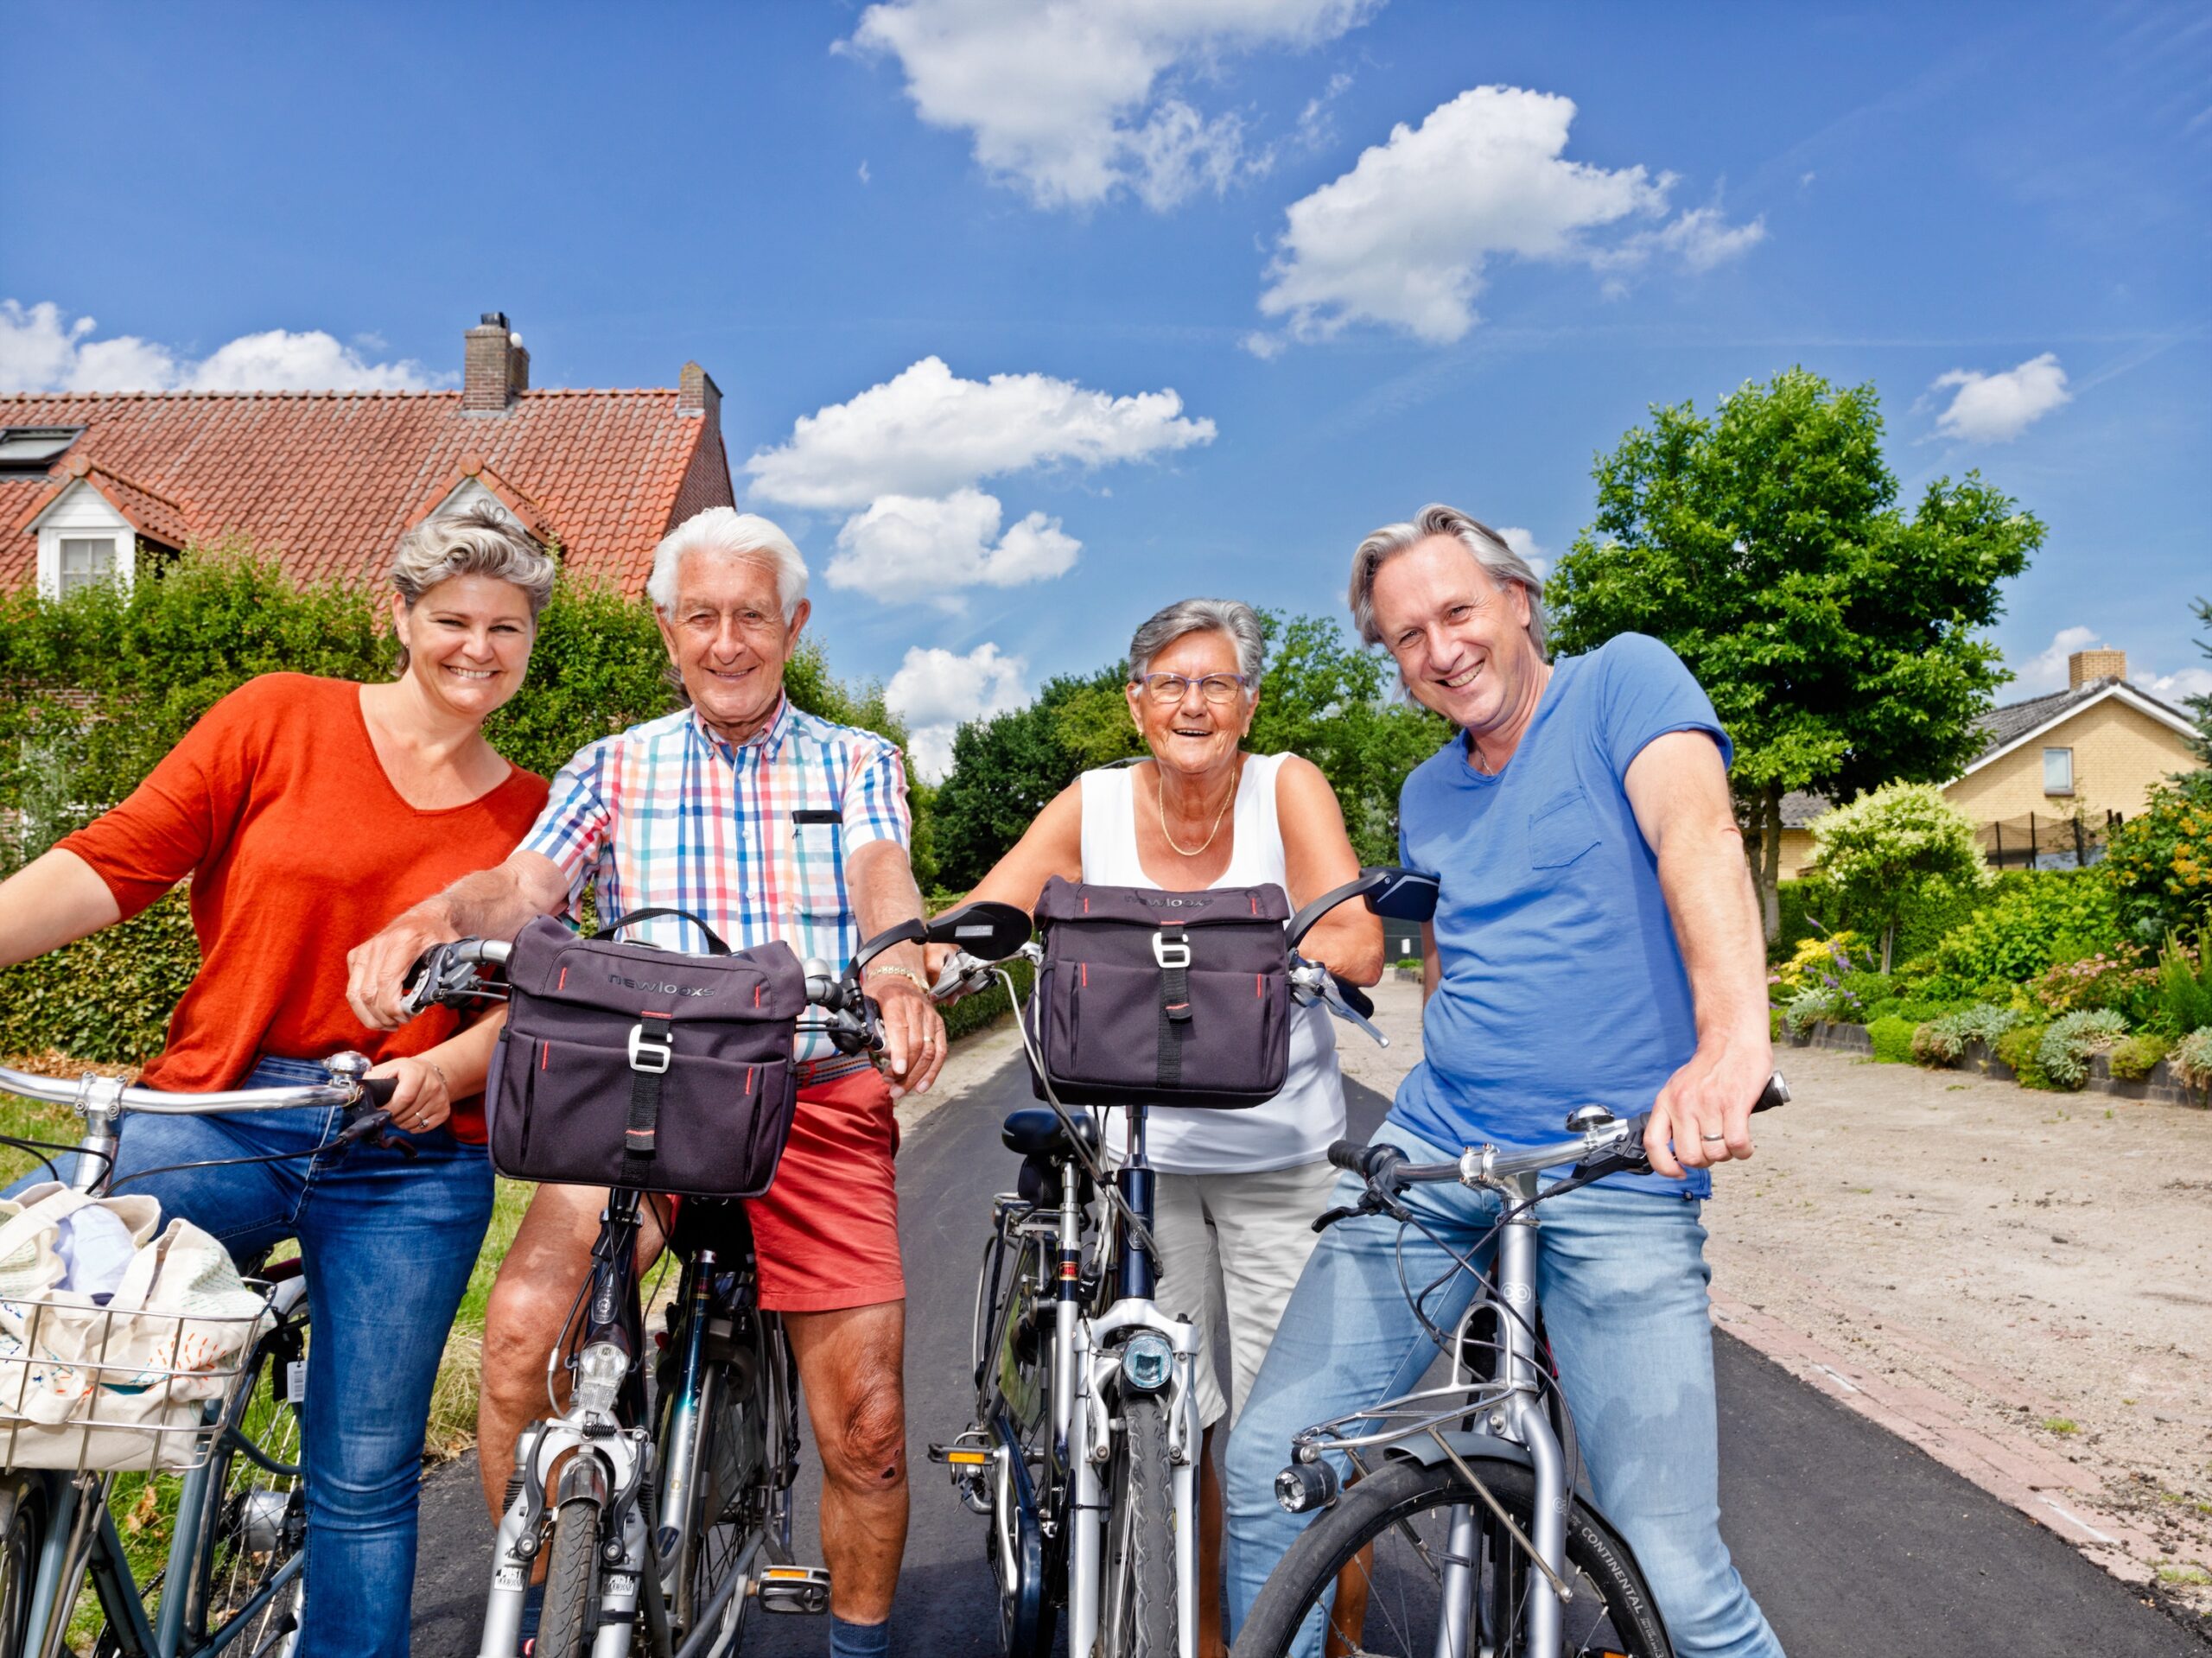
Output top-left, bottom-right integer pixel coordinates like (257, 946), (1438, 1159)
(1022, 875), (1292, 1110)
(486, 907), (809, 1199)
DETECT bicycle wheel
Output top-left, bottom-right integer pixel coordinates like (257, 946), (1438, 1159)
(1099, 1394), (1177, 1658)
(191, 1295), (309, 1655)
(536, 1497), (603, 1658)
(0, 1476), (44, 1658)
(974, 1226), (1057, 1658)
(1233, 1454), (1670, 1658)
(661, 1324), (767, 1649)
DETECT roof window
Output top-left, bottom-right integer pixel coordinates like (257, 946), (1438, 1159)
(0, 427), (85, 471)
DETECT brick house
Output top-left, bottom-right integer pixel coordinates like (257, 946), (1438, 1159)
(1774, 647), (2201, 877)
(0, 313), (733, 598)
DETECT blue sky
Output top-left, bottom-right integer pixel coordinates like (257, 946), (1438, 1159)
(4, 1), (2205, 774)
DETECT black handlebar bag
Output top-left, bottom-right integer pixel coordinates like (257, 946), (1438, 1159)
(1023, 875), (1293, 1110)
(486, 908), (808, 1198)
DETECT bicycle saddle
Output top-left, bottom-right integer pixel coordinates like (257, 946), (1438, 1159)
(1001, 1107), (1099, 1161)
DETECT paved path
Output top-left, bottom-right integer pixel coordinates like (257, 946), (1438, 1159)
(413, 1039), (2207, 1655)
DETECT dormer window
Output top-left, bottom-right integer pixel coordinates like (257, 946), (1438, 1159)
(57, 537), (120, 596)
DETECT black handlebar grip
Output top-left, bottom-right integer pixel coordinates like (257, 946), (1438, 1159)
(1753, 1072), (1790, 1113)
(360, 1076), (400, 1107)
(1333, 977), (1376, 1020)
(1325, 1138), (1369, 1172)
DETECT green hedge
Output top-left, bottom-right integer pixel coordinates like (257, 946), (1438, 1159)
(1866, 1014), (1918, 1064)
(0, 892), (198, 1065)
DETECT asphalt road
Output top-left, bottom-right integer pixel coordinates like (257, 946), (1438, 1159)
(412, 1045), (2206, 1656)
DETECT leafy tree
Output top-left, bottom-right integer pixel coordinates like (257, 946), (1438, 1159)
(1805, 782), (1987, 972)
(930, 667), (1130, 891)
(2183, 597), (2212, 765)
(1547, 367), (2041, 938)
(2105, 770), (2212, 943)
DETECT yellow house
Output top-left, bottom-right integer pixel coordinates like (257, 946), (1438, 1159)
(1775, 649), (2200, 880)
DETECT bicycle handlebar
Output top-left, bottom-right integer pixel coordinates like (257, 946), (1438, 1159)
(0, 1063), (365, 1115)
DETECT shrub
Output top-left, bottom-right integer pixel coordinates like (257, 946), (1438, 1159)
(1867, 1015), (1917, 1064)
(2029, 950), (2161, 1024)
(2152, 931), (2212, 1037)
(1805, 782), (1988, 972)
(2105, 770), (2212, 944)
(2035, 1009), (2128, 1089)
(0, 891), (198, 1065)
(1770, 932), (1868, 999)
(2173, 1028), (2212, 1093)
(1912, 1002), (2024, 1065)
(1771, 878), (1834, 959)
(1916, 870), (2123, 1001)
(2107, 1033), (2171, 1082)
(1993, 1024), (2052, 1087)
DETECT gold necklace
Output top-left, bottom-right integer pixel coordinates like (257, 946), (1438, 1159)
(1156, 758), (1242, 857)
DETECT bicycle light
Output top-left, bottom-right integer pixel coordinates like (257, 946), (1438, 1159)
(1274, 1461), (1338, 1514)
(1118, 1331), (1174, 1393)
(574, 1339), (628, 1417)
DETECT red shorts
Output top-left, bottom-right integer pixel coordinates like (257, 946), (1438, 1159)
(736, 1064), (904, 1312)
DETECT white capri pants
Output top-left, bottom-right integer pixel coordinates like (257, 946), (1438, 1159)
(1146, 1159), (1344, 1431)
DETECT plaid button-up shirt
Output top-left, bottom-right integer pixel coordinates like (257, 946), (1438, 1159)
(520, 694), (912, 1064)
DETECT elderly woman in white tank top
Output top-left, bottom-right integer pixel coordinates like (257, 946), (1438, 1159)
(950, 597), (1382, 1655)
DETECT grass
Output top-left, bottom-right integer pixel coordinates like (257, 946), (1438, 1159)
(2040, 1417), (2082, 1435)
(2155, 1564), (2212, 1586)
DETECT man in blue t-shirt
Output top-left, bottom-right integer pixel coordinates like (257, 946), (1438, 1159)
(1225, 505), (1785, 1657)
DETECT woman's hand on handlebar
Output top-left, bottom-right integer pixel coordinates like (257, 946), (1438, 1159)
(365, 1054), (452, 1135)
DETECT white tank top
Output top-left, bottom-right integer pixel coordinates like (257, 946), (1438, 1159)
(1077, 753), (1346, 1174)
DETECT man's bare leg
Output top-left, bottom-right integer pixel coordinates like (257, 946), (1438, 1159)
(784, 1299), (908, 1623)
(476, 1184), (668, 1521)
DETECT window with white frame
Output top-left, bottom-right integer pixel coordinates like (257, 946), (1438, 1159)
(2043, 746), (2074, 796)
(57, 537), (119, 596)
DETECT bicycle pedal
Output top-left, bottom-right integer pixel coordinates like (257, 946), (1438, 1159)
(753, 1563), (831, 1615)
(925, 1440), (992, 1468)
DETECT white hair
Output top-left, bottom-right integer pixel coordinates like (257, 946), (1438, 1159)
(1128, 598), (1267, 685)
(1349, 503), (1547, 655)
(645, 507), (809, 619)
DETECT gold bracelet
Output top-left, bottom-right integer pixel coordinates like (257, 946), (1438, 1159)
(864, 964), (930, 993)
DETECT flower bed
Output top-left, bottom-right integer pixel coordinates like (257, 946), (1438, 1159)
(1783, 1018), (2205, 1107)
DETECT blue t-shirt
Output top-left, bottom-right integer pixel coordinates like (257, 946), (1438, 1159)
(1390, 632), (1732, 1197)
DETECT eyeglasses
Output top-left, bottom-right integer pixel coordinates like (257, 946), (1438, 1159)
(1136, 672), (1251, 705)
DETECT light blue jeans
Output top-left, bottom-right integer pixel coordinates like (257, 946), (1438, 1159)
(11, 1056), (493, 1658)
(1223, 1118), (1783, 1658)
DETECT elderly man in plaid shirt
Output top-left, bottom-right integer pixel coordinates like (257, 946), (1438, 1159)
(348, 507), (945, 1658)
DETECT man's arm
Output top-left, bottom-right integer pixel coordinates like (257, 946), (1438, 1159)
(344, 849), (571, 1031)
(1622, 729), (1774, 1179)
(845, 837), (950, 1098)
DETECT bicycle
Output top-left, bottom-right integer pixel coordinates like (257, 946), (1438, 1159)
(928, 867), (1429, 1658)
(1233, 1071), (1791, 1658)
(0, 1052), (403, 1658)
(403, 899), (1034, 1658)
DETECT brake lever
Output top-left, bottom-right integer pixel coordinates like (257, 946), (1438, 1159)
(1316, 974), (1389, 1049)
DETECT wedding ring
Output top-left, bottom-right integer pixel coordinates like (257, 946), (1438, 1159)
(1699, 1132), (1726, 1142)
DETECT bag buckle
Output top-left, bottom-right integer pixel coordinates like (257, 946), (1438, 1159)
(1152, 931), (1191, 970)
(627, 1023), (673, 1075)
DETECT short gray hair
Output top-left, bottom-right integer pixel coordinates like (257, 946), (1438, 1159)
(1128, 598), (1267, 687)
(1348, 503), (1548, 656)
(390, 505), (557, 616)
(645, 507), (808, 620)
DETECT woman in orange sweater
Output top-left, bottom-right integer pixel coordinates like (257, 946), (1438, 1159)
(0, 506), (555, 1657)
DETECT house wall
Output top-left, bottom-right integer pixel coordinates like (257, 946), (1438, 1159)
(1946, 698), (2196, 826)
(1777, 827), (1818, 880)
(33, 481), (136, 598)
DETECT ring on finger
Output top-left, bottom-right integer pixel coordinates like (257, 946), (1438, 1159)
(1698, 1132), (1727, 1142)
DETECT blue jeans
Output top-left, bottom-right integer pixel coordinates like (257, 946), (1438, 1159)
(11, 1057), (494, 1658)
(1224, 1118), (1783, 1658)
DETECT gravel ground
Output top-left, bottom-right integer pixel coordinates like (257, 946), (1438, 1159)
(1704, 1044), (2212, 1617)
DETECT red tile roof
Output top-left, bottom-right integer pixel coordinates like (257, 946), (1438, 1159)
(0, 389), (734, 592)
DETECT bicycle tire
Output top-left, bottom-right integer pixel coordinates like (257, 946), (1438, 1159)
(192, 1305), (309, 1655)
(664, 1356), (760, 1651)
(0, 1476), (44, 1658)
(972, 1225), (1058, 1658)
(1101, 1394), (1177, 1658)
(535, 1497), (604, 1658)
(1232, 1454), (1670, 1658)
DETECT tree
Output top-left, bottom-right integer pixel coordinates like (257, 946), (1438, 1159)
(1805, 782), (1987, 972)
(930, 666), (1130, 891)
(1546, 367), (2041, 939)
(2183, 598), (2212, 765)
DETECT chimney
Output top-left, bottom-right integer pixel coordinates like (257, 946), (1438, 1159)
(2068, 647), (2126, 689)
(677, 361), (721, 427)
(463, 312), (529, 413)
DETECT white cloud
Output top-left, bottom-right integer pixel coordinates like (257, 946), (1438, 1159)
(747, 357), (1214, 512)
(1496, 525), (1550, 578)
(1252, 86), (1764, 346)
(843, 0), (1376, 211)
(2013, 625), (2103, 694)
(2141, 665), (2212, 705)
(828, 488), (1081, 606)
(1930, 353), (2071, 443)
(0, 298), (441, 393)
(885, 641), (1031, 780)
